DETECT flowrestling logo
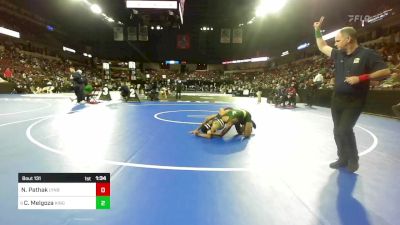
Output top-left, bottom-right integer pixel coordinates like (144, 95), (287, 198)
(348, 9), (393, 24)
(348, 15), (371, 23)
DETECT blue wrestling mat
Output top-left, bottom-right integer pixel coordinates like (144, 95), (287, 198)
(0, 95), (399, 225)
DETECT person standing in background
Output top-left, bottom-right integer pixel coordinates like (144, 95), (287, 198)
(256, 86), (262, 104)
(176, 78), (182, 100)
(70, 67), (85, 103)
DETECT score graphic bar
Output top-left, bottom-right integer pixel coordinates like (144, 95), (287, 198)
(18, 173), (110, 210)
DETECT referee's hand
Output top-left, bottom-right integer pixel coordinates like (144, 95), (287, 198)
(344, 76), (360, 85)
(313, 16), (324, 30)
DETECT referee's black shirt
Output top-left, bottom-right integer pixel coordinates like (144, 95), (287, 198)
(330, 46), (387, 97)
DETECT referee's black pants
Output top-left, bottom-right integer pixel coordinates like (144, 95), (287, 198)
(331, 93), (365, 163)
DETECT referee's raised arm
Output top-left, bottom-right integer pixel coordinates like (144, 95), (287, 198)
(314, 16), (333, 57)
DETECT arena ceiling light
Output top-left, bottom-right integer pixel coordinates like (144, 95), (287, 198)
(222, 56), (269, 64)
(200, 26), (213, 31)
(0, 27), (20, 38)
(297, 43), (310, 50)
(251, 57), (269, 62)
(72, 0), (122, 25)
(255, 0), (288, 17)
(367, 9), (392, 24)
(63, 46), (76, 53)
(90, 4), (102, 14)
(165, 60), (180, 65)
(322, 29), (340, 41)
(126, 1), (177, 9)
(245, 17), (256, 25)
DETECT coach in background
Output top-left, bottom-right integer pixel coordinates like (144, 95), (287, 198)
(70, 67), (85, 103)
(314, 17), (391, 172)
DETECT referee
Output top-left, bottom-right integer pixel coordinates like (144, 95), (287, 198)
(314, 17), (391, 172)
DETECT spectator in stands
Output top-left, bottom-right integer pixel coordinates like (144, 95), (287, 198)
(313, 72), (324, 88)
(390, 71), (400, 118)
(149, 79), (158, 101)
(273, 83), (286, 107)
(286, 83), (297, 107)
(314, 17), (391, 172)
(305, 78), (316, 107)
(393, 102), (400, 118)
(120, 84), (130, 100)
(379, 66), (400, 88)
(119, 83), (138, 102)
(3, 67), (13, 80)
(256, 86), (262, 104)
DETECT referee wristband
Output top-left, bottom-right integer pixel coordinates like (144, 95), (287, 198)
(315, 28), (323, 39)
(359, 74), (370, 82)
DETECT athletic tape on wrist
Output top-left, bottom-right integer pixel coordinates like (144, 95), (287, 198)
(359, 74), (370, 82)
(315, 29), (323, 38)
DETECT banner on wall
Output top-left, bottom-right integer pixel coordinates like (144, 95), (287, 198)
(177, 34), (190, 49)
(232, 28), (243, 44)
(127, 27), (137, 41)
(113, 27), (124, 41)
(138, 25), (148, 41)
(220, 28), (231, 43)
